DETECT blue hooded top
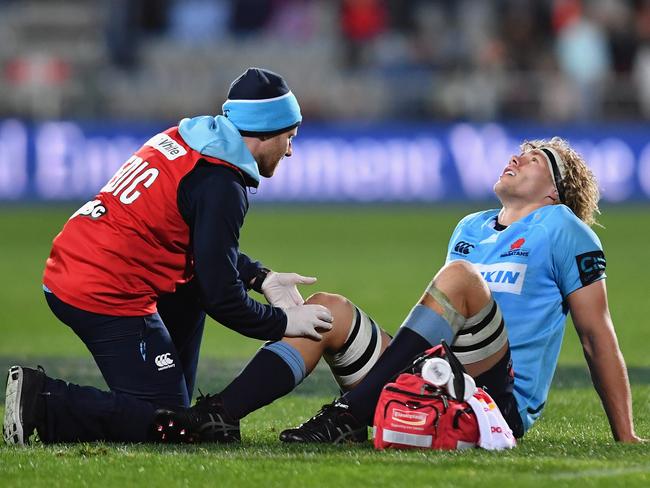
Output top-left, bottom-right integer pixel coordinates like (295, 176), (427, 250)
(178, 115), (261, 186)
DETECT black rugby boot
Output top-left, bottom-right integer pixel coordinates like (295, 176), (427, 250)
(3, 365), (47, 446)
(152, 393), (240, 443)
(279, 399), (367, 444)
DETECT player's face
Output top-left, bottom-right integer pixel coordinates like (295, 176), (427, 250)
(494, 150), (557, 203)
(256, 128), (297, 178)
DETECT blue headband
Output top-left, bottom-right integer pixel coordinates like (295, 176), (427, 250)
(222, 91), (302, 134)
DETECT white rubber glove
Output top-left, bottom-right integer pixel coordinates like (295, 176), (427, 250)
(284, 304), (333, 341)
(261, 271), (317, 308)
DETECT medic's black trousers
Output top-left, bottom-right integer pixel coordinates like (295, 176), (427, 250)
(40, 284), (205, 443)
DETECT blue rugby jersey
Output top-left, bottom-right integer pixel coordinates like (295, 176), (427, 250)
(445, 205), (606, 432)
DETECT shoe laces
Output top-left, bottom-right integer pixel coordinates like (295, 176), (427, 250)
(302, 400), (351, 429)
(191, 390), (240, 432)
(197, 388), (227, 407)
(193, 390), (233, 421)
(195, 389), (216, 407)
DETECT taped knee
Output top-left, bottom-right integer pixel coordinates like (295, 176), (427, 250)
(451, 298), (508, 364)
(424, 283), (466, 334)
(324, 305), (383, 390)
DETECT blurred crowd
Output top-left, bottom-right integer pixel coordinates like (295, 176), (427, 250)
(2, 0), (650, 121)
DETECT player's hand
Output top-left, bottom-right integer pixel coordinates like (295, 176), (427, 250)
(283, 304), (333, 341)
(262, 271), (317, 308)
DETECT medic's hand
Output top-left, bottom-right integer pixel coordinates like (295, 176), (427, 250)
(262, 271), (317, 308)
(283, 305), (333, 341)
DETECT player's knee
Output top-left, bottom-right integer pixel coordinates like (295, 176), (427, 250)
(436, 261), (482, 288)
(305, 292), (354, 346)
(305, 294), (387, 390)
(305, 292), (351, 323)
(431, 261), (489, 316)
(305, 292), (348, 312)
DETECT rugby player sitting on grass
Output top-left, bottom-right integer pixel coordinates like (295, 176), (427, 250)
(154, 137), (643, 445)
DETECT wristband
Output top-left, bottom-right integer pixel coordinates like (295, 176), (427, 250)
(250, 267), (270, 293)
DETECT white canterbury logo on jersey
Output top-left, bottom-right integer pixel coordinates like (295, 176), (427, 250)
(155, 353), (175, 371)
(145, 133), (187, 161)
(472, 262), (527, 295)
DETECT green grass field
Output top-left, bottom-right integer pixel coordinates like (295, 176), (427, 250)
(1, 205), (649, 487)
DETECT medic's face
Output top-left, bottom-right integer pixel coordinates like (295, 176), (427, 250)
(256, 128), (297, 178)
